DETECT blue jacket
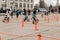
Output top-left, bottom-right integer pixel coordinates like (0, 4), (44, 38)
(16, 10), (19, 15)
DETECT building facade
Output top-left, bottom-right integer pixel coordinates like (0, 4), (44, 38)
(0, 0), (34, 10)
(39, 0), (45, 8)
(0, 0), (6, 10)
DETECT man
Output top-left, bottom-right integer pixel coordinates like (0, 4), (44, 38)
(3, 10), (10, 22)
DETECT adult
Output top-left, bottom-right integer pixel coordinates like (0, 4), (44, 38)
(3, 10), (10, 22)
(16, 9), (20, 19)
(23, 9), (28, 21)
(23, 9), (26, 15)
(33, 9), (37, 15)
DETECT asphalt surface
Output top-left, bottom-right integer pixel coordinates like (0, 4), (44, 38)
(0, 13), (60, 40)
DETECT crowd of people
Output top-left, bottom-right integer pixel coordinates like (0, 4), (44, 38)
(3, 8), (39, 24)
(3, 7), (59, 24)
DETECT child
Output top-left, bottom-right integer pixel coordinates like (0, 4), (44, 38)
(31, 14), (39, 24)
(3, 11), (9, 22)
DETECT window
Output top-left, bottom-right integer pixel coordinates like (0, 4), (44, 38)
(10, 2), (13, 5)
(15, 3), (18, 7)
(15, 0), (18, 1)
(23, 3), (26, 8)
(2, 4), (6, 7)
(2, 0), (5, 1)
(19, 3), (22, 7)
(27, 0), (29, 2)
(31, 4), (33, 8)
(27, 4), (29, 8)
(19, 0), (22, 2)
(10, 0), (13, 1)
(23, 0), (26, 2)
(31, 0), (33, 2)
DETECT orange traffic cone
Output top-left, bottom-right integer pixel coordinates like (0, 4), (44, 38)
(0, 36), (2, 40)
(37, 33), (41, 40)
(40, 15), (42, 18)
(55, 15), (58, 21)
(5, 19), (8, 24)
(22, 19), (24, 29)
(54, 15), (55, 20)
(54, 15), (58, 21)
(44, 16), (47, 21)
(36, 19), (39, 24)
(34, 22), (38, 30)
(48, 17), (50, 23)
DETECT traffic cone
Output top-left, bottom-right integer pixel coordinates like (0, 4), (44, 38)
(40, 15), (42, 18)
(55, 15), (58, 21)
(54, 15), (58, 21)
(44, 16), (47, 21)
(34, 22), (38, 30)
(48, 17), (50, 23)
(22, 19), (24, 29)
(36, 19), (39, 24)
(0, 36), (2, 40)
(54, 14), (56, 21)
(37, 33), (41, 40)
(5, 19), (8, 24)
(54, 15), (55, 20)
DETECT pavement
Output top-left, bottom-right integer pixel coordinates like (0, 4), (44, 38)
(0, 13), (60, 40)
